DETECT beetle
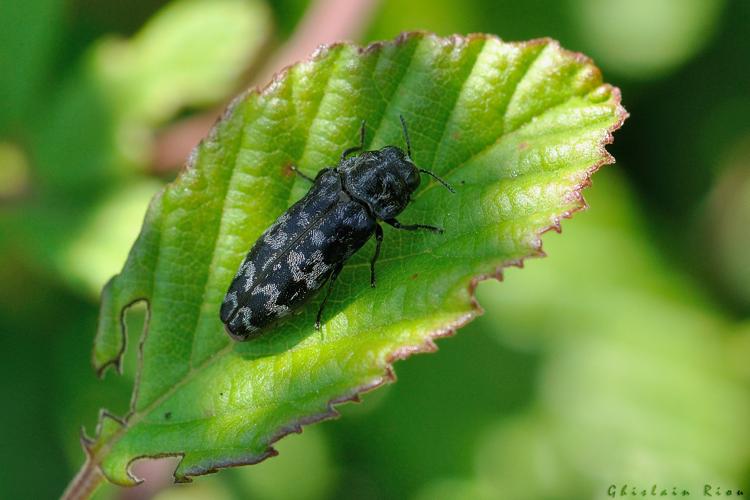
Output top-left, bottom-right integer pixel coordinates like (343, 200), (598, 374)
(220, 116), (455, 341)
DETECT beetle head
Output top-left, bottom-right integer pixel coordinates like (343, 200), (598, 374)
(339, 116), (455, 221)
(381, 144), (422, 185)
(339, 146), (419, 220)
(371, 146), (455, 218)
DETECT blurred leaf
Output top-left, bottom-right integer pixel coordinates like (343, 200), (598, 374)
(471, 170), (750, 498)
(571, 0), (725, 79)
(616, 1), (750, 228)
(326, 318), (540, 499)
(368, 0), (480, 39)
(701, 138), (750, 310)
(30, 68), (117, 191)
(11, 0), (273, 301)
(728, 324), (750, 382)
(32, 0), (272, 185)
(80, 33), (625, 486)
(60, 180), (163, 297)
(267, 0), (310, 37)
(0, 141), (30, 201)
(55, 305), (145, 467)
(93, 0), (272, 127)
(0, 291), (72, 500)
(223, 426), (335, 500)
(414, 477), (493, 500)
(369, 0), (576, 51)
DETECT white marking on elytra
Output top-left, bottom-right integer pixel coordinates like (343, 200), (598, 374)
(237, 306), (253, 329)
(296, 210), (310, 227)
(228, 306), (258, 333)
(311, 229), (325, 246)
(252, 283), (289, 315)
(277, 212), (290, 225)
(223, 290), (238, 308)
(304, 250), (330, 289)
(287, 250), (305, 280)
(235, 259), (251, 278)
(264, 229), (288, 250)
(287, 249), (329, 289)
(239, 261), (256, 291)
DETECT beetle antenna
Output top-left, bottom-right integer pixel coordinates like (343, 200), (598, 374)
(399, 114), (411, 157)
(419, 169), (456, 193)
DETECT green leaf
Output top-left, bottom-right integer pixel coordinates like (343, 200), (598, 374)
(86, 32), (626, 485)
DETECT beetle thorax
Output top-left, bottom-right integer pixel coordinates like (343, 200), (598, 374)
(339, 146), (420, 220)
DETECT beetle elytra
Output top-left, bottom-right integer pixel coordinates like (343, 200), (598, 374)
(220, 116), (455, 340)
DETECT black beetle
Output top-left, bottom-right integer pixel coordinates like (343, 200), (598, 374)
(220, 116), (455, 340)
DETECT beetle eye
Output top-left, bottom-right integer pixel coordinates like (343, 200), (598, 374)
(405, 165), (421, 191)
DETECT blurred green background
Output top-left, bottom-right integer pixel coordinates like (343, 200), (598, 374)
(2, 0), (749, 498)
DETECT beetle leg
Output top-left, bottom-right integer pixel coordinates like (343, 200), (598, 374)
(341, 120), (367, 160)
(315, 261), (344, 330)
(385, 218), (443, 234)
(370, 223), (383, 288)
(290, 165), (315, 183)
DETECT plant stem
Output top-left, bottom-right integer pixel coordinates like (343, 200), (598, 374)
(61, 457), (104, 500)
